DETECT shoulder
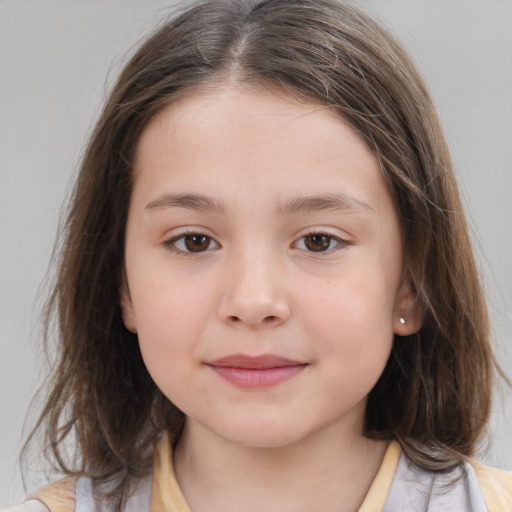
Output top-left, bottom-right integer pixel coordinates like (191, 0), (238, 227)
(471, 459), (512, 512)
(384, 449), (511, 512)
(1, 502), (50, 512)
(6, 474), (154, 512)
(23, 477), (76, 512)
(3, 477), (76, 512)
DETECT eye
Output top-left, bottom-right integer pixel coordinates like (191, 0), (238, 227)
(294, 233), (345, 253)
(165, 233), (220, 254)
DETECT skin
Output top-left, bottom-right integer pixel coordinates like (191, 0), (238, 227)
(121, 86), (422, 512)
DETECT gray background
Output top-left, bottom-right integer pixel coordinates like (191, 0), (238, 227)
(1, 0), (511, 506)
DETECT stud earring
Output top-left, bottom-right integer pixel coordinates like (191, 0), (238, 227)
(399, 317), (406, 325)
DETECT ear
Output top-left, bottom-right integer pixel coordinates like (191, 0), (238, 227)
(119, 280), (138, 333)
(393, 278), (424, 336)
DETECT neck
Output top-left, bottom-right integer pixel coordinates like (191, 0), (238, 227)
(173, 418), (388, 512)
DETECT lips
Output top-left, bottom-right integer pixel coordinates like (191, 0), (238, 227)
(207, 354), (307, 389)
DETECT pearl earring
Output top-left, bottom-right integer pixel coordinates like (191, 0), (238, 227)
(399, 317), (406, 325)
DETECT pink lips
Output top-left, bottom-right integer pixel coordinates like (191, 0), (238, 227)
(207, 354), (307, 389)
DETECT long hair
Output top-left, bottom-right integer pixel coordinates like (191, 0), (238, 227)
(25, 0), (499, 507)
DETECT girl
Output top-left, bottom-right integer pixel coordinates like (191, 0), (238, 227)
(8, 0), (512, 510)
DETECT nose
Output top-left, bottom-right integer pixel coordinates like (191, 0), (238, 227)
(217, 252), (291, 328)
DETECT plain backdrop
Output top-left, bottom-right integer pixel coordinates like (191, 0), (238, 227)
(1, 0), (511, 506)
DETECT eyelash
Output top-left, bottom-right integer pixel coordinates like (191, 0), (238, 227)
(293, 232), (349, 254)
(164, 231), (220, 255)
(163, 231), (349, 255)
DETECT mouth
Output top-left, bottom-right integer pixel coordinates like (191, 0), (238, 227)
(206, 354), (308, 389)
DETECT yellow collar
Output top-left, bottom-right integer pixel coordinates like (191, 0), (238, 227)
(150, 433), (401, 512)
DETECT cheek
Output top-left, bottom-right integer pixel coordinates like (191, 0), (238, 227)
(309, 264), (397, 339)
(305, 270), (396, 383)
(130, 277), (214, 385)
(131, 262), (214, 332)
(315, 308), (393, 409)
(316, 300), (394, 371)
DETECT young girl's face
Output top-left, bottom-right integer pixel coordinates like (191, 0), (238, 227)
(121, 86), (419, 449)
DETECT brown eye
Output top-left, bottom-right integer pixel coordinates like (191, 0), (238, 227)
(304, 234), (331, 252)
(184, 234), (212, 252)
(295, 233), (344, 253)
(166, 233), (220, 254)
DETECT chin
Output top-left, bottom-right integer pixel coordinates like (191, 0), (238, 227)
(213, 420), (311, 450)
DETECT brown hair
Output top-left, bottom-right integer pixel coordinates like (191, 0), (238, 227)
(26, 0), (501, 507)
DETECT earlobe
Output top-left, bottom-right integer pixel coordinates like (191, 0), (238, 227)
(393, 279), (424, 336)
(119, 281), (138, 333)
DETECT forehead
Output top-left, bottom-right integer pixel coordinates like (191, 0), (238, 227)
(132, 85), (390, 214)
(136, 85), (366, 160)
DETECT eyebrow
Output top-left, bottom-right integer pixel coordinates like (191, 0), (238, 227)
(145, 192), (373, 215)
(276, 193), (374, 215)
(145, 193), (227, 214)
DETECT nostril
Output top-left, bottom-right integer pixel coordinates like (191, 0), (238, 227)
(225, 314), (280, 326)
